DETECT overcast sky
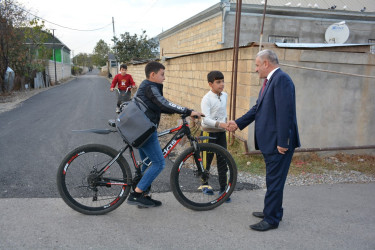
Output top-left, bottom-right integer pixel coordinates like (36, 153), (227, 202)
(16, 0), (219, 56)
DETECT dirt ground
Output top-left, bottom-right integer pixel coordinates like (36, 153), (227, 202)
(0, 88), (50, 114)
(0, 77), (76, 114)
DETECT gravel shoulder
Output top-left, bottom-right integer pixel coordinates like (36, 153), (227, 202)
(238, 170), (375, 189)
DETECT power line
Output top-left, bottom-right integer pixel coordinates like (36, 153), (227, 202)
(18, 5), (112, 31)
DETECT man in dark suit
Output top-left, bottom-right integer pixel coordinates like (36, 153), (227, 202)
(228, 49), (300, 231)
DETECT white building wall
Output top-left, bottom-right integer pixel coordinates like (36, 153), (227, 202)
(47, 60), (71, 84)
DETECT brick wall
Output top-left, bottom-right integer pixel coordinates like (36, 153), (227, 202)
(128, 46), (261, 142)
(160, 15), (224, 57)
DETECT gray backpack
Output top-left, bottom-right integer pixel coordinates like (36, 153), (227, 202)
(116, 97), (156, 148)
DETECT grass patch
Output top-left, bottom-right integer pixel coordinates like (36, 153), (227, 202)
(227, 136), (266, 175)
(290, 152), (375, 176)
(227, 136), (375, 176)
(159, 115), (375, 177)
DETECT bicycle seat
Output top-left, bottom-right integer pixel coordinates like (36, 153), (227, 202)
(108, 119), (116, 127)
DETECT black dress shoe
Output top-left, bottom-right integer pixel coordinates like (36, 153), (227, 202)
(249, 220), (278, 231)
(252, 212), (282, 221)
(252, 211), (264, 218)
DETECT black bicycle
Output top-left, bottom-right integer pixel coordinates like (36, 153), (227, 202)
(57, 114), (237, 215)
(114, 87), (133, 114)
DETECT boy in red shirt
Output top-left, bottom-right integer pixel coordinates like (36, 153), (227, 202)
(110, 64), (137, 113)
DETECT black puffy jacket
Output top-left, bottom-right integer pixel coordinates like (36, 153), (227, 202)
(135, 80), (192, 126)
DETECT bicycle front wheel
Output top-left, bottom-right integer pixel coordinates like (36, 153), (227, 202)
(57, 144), (132, 215)
(170, 143), (237, 211)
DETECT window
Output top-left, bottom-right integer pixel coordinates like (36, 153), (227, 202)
(268, 35), (299, 43)
(110, 60), (117, 67)
(369, 39), (375, 54)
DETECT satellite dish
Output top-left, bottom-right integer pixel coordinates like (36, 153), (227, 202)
(325, 23), (350, 44)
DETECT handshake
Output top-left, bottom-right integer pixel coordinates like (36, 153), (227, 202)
(220, 120), (239, 132)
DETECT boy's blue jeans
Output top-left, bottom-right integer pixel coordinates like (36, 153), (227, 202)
(137, 131), (165, 191)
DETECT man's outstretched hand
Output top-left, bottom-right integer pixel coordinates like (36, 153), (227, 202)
(227, 120), (238, 132)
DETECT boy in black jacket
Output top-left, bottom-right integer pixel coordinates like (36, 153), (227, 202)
(127, 61), (204, 208)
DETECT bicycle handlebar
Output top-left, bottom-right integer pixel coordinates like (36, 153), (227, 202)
(180, 114), (205, 119)
(113, 87), (132, 93)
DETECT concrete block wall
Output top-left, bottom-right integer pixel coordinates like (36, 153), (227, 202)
(160, 15), (224, 57)
(128, 46), (375, 151)
(47, 61), (71, 84)
(281, 49), (375, 149)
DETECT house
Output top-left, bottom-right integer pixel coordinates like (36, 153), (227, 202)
(158, 0), (375, 57)
(105, 53), (118, 78)
(46, 35), (71, 84)
(22, 29), (71, 85)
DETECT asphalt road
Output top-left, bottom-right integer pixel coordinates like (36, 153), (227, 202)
(0, 183), (374, 249)
(0, 71), (125, 198)
(0, 72), (374, 249)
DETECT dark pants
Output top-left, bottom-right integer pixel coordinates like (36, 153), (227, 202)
(117, 90), (131, 107)
(262, 148), (295, 226)
(203, 131), (228, 191)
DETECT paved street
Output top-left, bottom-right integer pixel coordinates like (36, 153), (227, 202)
(0, 183), (374, 249)
(0, 72), (124, 198)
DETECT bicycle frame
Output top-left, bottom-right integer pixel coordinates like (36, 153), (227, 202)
(90, 116), (209, 187)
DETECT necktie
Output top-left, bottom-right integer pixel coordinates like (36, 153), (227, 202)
(261, 78), (268, 96)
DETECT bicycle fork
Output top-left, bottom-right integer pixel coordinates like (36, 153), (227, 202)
(192, 141), (209, 183)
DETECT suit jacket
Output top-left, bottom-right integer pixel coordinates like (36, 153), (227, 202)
(236, 68), (300, 154)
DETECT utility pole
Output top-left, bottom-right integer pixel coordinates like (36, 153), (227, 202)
(259, 0), (268, 51)
(52, 29), (57, 84)
(112, 17), (118, 74)
(228, 0), (242, 144)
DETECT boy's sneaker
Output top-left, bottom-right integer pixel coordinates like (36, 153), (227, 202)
(115, 107), (120, 113)
(218, 191), (231, 203)
(137, 195), (162, 209)
(127, 192), (155, 207)
(202, 186), (214, 195)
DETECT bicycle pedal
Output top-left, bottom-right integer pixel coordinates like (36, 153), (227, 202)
(108, 119), (116, 127)
(197, 185), (213, 190)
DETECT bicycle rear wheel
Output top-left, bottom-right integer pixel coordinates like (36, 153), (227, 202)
(57, 144), (132, 215)
(170, 143), (237, 211)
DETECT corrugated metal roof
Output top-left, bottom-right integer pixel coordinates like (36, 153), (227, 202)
(275, 42), (372, 47)
(231, 0), (375, 12)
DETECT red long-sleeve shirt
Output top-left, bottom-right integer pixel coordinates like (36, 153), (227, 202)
(110, 73), (136, 91)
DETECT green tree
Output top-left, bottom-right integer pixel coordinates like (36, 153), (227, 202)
(20, 18), (52, 82)
(92, 39), (110, 66)
(0, 0), (52, 92)
(0, 0), (28, 92)
(73, 53), (92, 67)
(113, 30), (158, 63)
